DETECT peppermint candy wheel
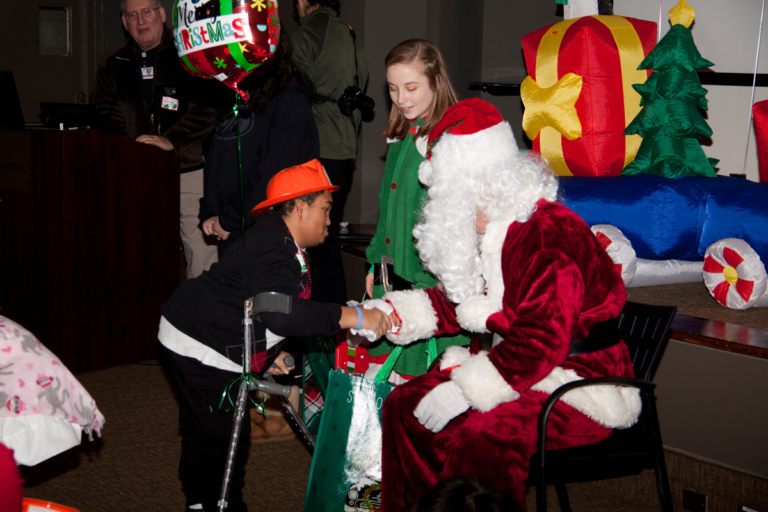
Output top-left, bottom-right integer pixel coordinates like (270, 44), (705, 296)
(591, 224), (637, 287)
(703, 238), (768, 310)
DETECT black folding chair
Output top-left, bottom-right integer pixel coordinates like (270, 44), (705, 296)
(529, 301), (677, 512)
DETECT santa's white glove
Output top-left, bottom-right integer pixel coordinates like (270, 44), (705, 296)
(348, 299), (399, 343)
(414, 381), (470, 433)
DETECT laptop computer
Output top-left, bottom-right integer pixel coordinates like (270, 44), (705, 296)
(39, 102), (101, 129)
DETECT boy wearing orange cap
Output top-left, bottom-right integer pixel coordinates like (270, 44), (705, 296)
(158, 159), (393, 512)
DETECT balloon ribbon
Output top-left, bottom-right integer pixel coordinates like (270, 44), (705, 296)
(218, 373), (269, 418)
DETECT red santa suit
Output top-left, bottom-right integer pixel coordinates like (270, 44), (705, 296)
(379, 99), (641, 511)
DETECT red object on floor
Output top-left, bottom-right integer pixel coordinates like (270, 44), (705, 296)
(0, 443), (23, 512)
(21, 499), (81, 512)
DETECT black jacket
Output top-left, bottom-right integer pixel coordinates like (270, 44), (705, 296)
(93, 27), (222, 171)
(199, 76), (320, 248)
(161, 212), (342, 365)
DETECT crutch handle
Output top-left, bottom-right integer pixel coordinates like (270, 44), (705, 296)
(269, 354), (295, 371)
(249, 379), (291, 398)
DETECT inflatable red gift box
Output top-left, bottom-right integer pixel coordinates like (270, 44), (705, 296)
(522, 15), (657, 177)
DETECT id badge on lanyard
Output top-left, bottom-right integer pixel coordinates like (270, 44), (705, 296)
(141, 51), (153, 80)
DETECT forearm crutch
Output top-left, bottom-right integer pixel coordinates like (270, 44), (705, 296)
(263, 360), (316, 453)
(217, 293), (292, 512)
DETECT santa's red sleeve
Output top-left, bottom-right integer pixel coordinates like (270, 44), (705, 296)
(383, 286), (463, 345)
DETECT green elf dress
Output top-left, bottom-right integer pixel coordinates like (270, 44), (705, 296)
(365, 117), (471, 383)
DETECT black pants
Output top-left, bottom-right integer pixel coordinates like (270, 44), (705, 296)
(308, 157), (355, 305)
(160, 346), (251, 512)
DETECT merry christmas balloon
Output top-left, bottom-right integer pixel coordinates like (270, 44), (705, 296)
(173, 0), (279, 99)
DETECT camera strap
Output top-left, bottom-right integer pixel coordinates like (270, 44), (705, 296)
(346, 25), (362, 90)
(314, 23), (362, 104)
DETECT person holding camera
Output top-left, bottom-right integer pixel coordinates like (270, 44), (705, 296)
(363, 39), (471, 384)
(292, 0), (371, 305)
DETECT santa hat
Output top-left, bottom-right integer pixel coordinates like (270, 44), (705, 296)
(420, 98), (520, 188)
(413, 98), (556, 305)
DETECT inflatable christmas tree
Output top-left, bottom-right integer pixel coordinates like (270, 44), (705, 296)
(622, 0), (719, 178)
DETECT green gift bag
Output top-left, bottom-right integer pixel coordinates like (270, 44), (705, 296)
(304, 347), (402, 512)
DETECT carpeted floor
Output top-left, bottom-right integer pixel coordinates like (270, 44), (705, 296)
(19, 361), (664, 512)
(21, 361), (312, 511)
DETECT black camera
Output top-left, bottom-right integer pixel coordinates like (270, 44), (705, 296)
(337, 85), (375, 122)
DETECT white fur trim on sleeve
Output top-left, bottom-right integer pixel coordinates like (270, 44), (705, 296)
(531, 367), (642, 429)
(383, 290), (438, 345)
(439, 345), (472, 370)
(450, 352), (519, 412)
(455, 296), (495, 333)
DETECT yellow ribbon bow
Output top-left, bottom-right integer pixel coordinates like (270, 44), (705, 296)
(521, 72), (583, 141)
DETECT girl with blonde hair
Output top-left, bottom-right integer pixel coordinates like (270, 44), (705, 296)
(363, 39), (470, 383)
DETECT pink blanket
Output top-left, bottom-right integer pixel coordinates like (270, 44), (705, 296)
(0, 315), (105, 465)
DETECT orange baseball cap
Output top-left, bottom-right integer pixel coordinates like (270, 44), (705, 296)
(250, 159), (339, 216)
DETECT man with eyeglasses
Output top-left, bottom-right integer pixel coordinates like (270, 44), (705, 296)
(93, 0), (223, 280)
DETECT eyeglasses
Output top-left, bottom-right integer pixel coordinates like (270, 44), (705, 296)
(123, 7), (161, 21)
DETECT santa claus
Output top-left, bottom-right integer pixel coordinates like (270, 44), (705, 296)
(380, 98), (641, 511)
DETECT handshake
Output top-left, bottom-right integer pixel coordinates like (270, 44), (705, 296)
(346, 299), (401, 345)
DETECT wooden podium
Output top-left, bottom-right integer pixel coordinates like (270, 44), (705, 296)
(0, 129), (180, 373)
